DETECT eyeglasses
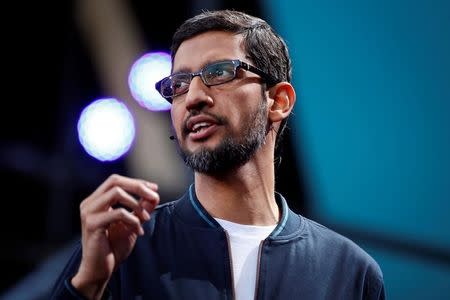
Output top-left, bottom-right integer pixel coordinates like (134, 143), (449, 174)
(155, 59), (279, 103)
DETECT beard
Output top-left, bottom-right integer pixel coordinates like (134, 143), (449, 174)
(179, 97), (268, 175)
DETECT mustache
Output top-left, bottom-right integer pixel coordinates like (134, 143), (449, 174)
(182, 111), (228, 137)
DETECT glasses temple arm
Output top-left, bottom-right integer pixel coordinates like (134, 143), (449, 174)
(241, 62), (279, 85)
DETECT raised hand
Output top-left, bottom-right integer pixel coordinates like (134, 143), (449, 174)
(71, 174), (160, 300)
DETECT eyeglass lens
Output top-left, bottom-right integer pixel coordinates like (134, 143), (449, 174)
(164, 61), (237, 97)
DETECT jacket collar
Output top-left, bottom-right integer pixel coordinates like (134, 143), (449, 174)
(173, 184), (305, 240)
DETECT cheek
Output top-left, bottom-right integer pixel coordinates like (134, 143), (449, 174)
(230, 89), (258, 114)
(170, 105), (184, 132)
(219, 91), (243, 120)
(227, 103), (256, 132)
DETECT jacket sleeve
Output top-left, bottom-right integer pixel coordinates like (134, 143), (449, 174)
(49, 241), (87, 299)
(49, 241), (113, 300)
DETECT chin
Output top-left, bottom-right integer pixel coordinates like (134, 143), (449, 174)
(187, 143), (216, 156)
(187, 135), (223, 150)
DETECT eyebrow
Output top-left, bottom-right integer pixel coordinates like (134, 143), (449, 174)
(171, 58), (233, 75)
(171, 66), (191, 74)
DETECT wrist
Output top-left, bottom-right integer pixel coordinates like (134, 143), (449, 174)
(71, 273), (109, 300)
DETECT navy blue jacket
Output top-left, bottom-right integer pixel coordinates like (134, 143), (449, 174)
(50, 185), (385, 299)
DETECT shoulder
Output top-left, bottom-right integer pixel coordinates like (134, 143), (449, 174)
(303, 217), (368, 254)
(302, 216), (383, 276)
(301, 217), (384, 296)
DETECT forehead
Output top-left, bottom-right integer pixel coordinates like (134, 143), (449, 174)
(173, 31), (246, 72)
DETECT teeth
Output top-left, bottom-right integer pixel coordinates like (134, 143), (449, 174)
(192, 122), (211, 132)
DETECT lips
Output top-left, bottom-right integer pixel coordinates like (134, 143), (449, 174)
(185, 114), (221, 141)
(192, 121), (213, 133)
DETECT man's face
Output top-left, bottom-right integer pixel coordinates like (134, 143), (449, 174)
(170, 31), (269, 174)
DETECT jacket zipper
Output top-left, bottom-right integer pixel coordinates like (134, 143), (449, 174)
(224, 230), (236, 300)
(254, 240), (265, 300)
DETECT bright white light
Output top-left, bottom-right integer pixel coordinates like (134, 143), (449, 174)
(129, 52), (172, 111)
(77, 98), (135, 161)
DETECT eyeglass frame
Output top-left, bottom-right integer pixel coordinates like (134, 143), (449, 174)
(155, 59), (279, 103)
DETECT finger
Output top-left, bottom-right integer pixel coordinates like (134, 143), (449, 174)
(143, 181), (158, 191)
(89, 174), (158, 203)
(85, 208), (144, 236)
(140, 186), (160, 207)
(89, 186), (139, 211)
(139, 194), (160, 215)
(91, 187), (151, 222)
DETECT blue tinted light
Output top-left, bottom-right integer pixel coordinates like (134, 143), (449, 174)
(129, 52), (172, 111)
(77, 98), (135, 161)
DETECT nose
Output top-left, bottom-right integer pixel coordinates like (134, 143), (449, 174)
(184, 76), (213, 111)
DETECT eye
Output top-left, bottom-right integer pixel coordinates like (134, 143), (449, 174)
(172, 80), (186, 89)
(172, 81), (189, 94)
(214, 68), (230, 77)
(171, 75), (191, 94)
(213, 65), (233, 78)
(204, 62), (235, 84)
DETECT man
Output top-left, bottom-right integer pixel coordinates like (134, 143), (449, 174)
(51, 10), (385, 300)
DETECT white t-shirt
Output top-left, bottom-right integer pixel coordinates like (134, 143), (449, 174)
(215, 218), (276, 300)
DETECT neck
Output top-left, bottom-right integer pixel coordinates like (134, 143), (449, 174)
(194, 144), (279, 226)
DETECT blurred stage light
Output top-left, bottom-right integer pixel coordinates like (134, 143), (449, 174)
(77, 98), (135, 162)
(128, 51), (171, 111)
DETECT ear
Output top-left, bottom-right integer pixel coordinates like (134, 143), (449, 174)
(267, 82), (296, 123)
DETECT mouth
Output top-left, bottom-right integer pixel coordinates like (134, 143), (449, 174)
(191, 121), (213, 134)
(184, 114), (222, 141)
